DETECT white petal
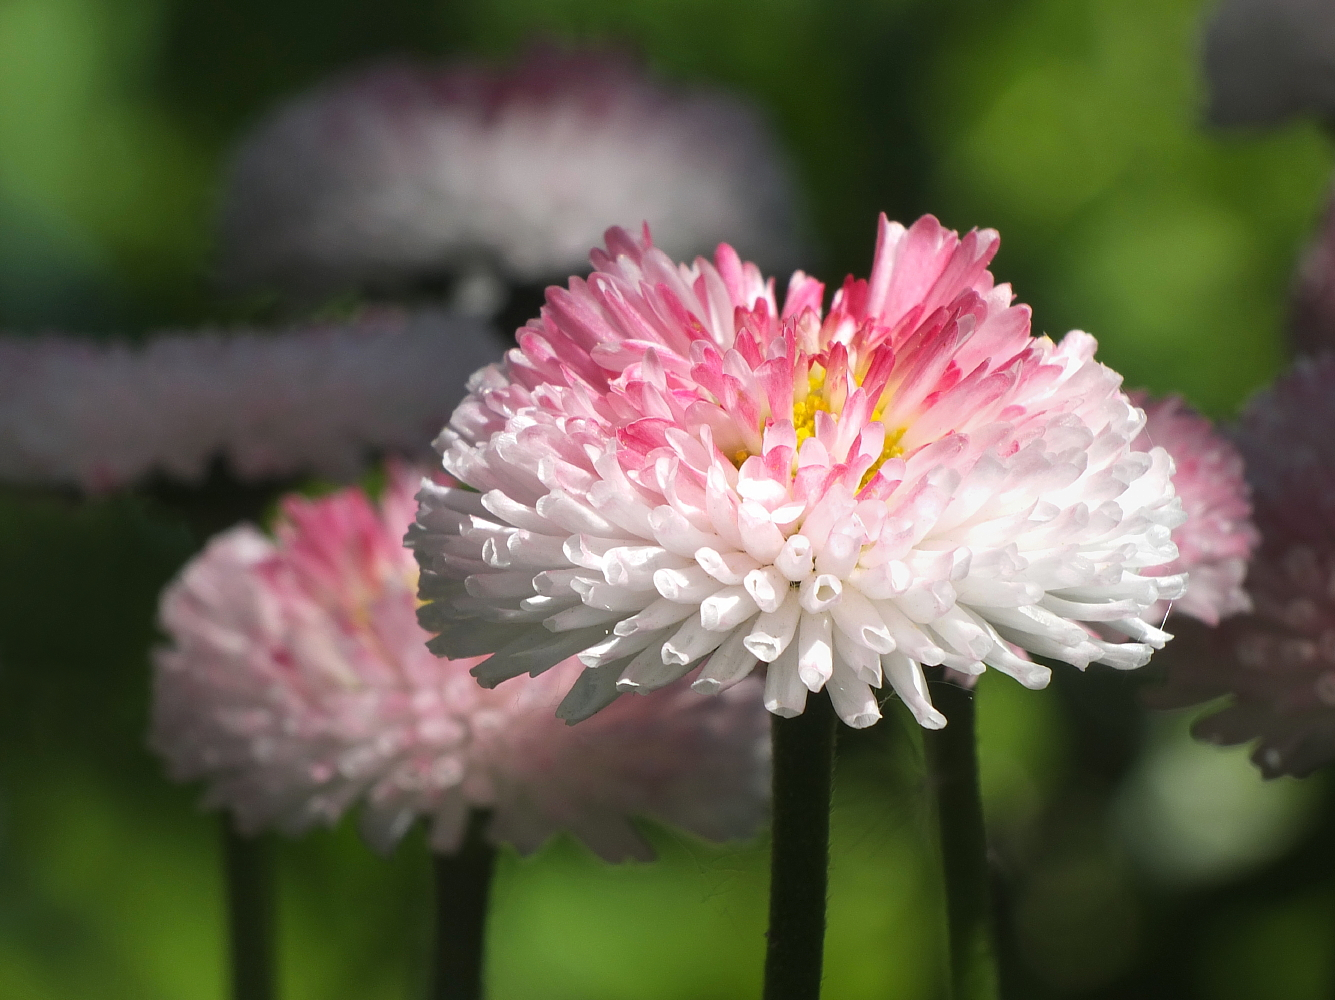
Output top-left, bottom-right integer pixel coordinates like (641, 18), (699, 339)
(875, 600), (947, 665)
(825, 665), (881, 729)
(570, 578), (655, 612)
(882, 652), (946, 729)
(829, 587), (896, 654)
(927, 605), (994, 660)
(695, 547), (760, 585)
(648, 505), (726, 557)
(578, 627), (670, 668)
(798, 573), (842, 613)
(744, 565), (789, 614)
(663, 615), (731, 666)
(763, 644), (807, 718)
(700, 585), (760, 631)
(612, 598), (697, 636)
(654, 564), (723, 603)
(832, 627), (882, 687)
(693, 628), (761, 695)
(797, 612), (834, 692)
(744, 591), (802, 662)
(616, 643), (697, 693)
(774, 533), (815, 582)
(896, 579), (955, 624)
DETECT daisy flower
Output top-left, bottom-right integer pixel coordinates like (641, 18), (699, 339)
(1129, 392), (1258, 627)
(1152, 357), (1335, 777)
(411, 215), (1185, 730)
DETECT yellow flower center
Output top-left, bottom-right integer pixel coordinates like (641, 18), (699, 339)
(732, 362), (905, 486)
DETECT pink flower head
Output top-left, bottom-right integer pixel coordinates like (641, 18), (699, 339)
(1152, 357), (1335, 777)
(1129, 392), (1258, 626)
(410, 215), (1185, 731)
(151, 465), (770, 859)
(216, 47), (803, 303)
(0, 309), (500, 492)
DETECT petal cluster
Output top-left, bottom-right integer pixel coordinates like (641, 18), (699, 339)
(1202, 0), (1335, 127)
(0, 309), (498, 491)
(411, 215), (1185, 730)
(217, 47), (804, 302)
(1129, 392), (1258, 626)
(151, 466), (770, 859)
(1152, 357), (1335, 777)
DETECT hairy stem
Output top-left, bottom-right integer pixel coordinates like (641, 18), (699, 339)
(432, 811), (497, 1000)
(924, 680), (1001, 1000)
(222, 822), (274, 1000)
(763, 691), (838, 1000)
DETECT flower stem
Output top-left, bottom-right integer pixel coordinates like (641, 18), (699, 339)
(222, 822), (274, 1000)
(763, 690), (838, 1000)
(432, 811), (497, 1000)
(924, 680), (1001, 1000)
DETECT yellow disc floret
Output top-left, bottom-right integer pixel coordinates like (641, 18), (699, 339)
(730, 357), (905, 485)
(794, 367), (831, 448)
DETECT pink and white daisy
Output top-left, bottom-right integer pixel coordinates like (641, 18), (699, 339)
(410, 215), (1185, 731)
(216, 47), (804, 304)
(1129, 392), (1258, 626)
(0, 309), (499, 492)
(1151, 357), (1335, 777)
(151, 465), (770, 859)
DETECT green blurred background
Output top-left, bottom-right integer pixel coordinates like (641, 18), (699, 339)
(1, 0), (1333, 997)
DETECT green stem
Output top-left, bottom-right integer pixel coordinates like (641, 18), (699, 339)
(763, 690), (838, 1000)
(222, 821), (275, 1000)
(432, 811), (497, 1000)
(924, 680), (1000, 1000)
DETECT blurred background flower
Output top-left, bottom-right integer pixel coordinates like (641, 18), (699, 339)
(0, 309), (496, 492)
(1128, 391), (1258, 627)
(1153, 356), (1335, 778)
(2, 0), (1335, 998)
(152, 464), (770, 860)
(215, 47), (806, 314)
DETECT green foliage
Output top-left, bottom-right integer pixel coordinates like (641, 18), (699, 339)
(1, 0), (1332, 994)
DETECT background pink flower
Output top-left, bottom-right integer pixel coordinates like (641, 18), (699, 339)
(151, 465), (770, 859)
(1129, 392), (1258, 627)
(1151, 357), (1335, 776)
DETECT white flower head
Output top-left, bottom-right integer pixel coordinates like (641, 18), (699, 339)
(410, 216), (1186, 731)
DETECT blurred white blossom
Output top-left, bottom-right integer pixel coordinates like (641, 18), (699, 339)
(0, 309), (501, 491)
(215, 47), (806, 303)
